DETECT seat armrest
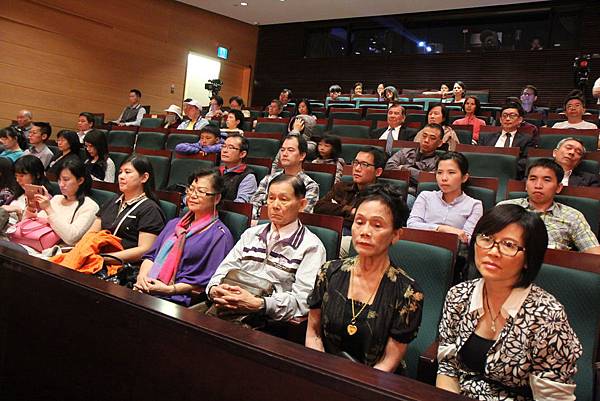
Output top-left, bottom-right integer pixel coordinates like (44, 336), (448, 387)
(417, 340), (439, 385)
(189, 286), (207, 306)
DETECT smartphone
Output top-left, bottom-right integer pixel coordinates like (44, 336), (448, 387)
(24, 184), (45, 211)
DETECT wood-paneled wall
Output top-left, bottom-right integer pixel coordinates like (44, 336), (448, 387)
(0, 0), (258, 133)
(252, 3), (600, 109)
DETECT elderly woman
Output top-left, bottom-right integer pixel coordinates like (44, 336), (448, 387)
(134, 168), (234, 306)
(436, 204), (582, 400)
(306, 184), (424, 373)
(414, 103), (460, 151)
(206, 174), (326, 322)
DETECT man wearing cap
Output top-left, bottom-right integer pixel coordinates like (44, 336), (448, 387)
(163, 105), (182, 129)
(113, 89), (145, 126)
(177, 99), (209, 130)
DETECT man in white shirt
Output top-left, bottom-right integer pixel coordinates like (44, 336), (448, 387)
(592, 77), (600, 105)
(369, 102), (409, 154)
(552, 93), (597, 130)
(76, 112), (95, 143)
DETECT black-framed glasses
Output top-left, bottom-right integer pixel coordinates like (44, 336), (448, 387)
(352, 160), (375, 169)
(186, 186), (217, 197)
(475, 234), (525, 257)
(501, 113), (520, 120)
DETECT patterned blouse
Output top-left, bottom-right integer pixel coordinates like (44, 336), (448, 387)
(308, 257), (424, 368)
(437, 279), (582, 401)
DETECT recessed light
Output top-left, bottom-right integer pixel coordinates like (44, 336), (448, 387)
(240, 2), (248, 5)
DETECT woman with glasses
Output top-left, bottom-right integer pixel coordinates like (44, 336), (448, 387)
(134, 168), (234, 306)
(436, 204), (582, 400)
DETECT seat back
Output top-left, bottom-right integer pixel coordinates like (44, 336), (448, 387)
(331, 124), (370, 139)
(461, 152), (517, 202)
(140, 117), (164, 128)
(158, 199), (178, 221)
(341, 143), (384, 164)
(89, 188), (116, 208)
(145, 154), (171, 190)
(247, 137), (280, 159)
(165, 133), (199, 151)
(108, 152), (130, 180)
(108, 130), (136, 148)
(527, 156), (600, 176)
(304, 171), (334, 199)
(136, 132), (166, 150)
(218, 210), (249, 244)
(255, 121), (288, 135)
(299, 213), (343, 261)
(539, 134), (598, 151)
(166, 158), (214, 189)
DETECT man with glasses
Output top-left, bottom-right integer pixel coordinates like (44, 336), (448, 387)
(218, 133), (257, 202)
(519, 85), (545, 115)
(499, 158), (600, 254)
(21, 122), (54, 168)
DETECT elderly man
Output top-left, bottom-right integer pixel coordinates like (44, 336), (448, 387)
(499, 158), (600, 254)
(267, 99), (283, 119)
(177, 99), (209, 130)
(15, 110), (34, 134)
(370, 102), (410, 154)
(219, 133), (258, 202)
(113, 89), (145, 126)
(206, 174), (326, 323)
(552, 137), (600, 187)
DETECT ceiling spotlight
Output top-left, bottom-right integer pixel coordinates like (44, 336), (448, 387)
(425, 46), (432, 52)
(240, 2), (248, 5)
(418, 41), (425, 47)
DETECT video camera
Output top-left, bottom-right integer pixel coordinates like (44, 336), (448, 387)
(205, 79), (223, 98)
(573, 55), (591, 91)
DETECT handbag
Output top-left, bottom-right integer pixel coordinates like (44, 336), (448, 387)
(10, 217), (61, 252)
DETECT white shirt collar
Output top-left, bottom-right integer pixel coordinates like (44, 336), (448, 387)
(270, 218), (299, 242)
(469, 279), (532, 319)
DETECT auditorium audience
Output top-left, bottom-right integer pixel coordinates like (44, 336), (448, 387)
(83, 129), (116, 183)
(207, 174), (326, 322)
(312, 134), (345, 184)
(0, 158), (17, 207)
(452, 96), (487, 143)
(218, 133), (257, 202)
(22, 122), (53, 169)
(163, 105), (182, 129)
(552, 137), (599, 187)
(442, 81), (466, 104)
(250, 135), (319, 220)
(205, 95), (224, 119)
(135, 168), (234, 306)
(552, 93), (597, 130)
(174, 125), (222, 157)
(227, 96), (251, 119)
(519, 85), (544, 114)
(177, 99), (209, 130)
(15, 110), (34, 134)
(113, 89), (145, 126)
(414, 103), (460, 151)
(307, 184), (422, 373)
(76, 112), (95, 143)
(498, 158), (600, 254)
(0, 126), (26, 163)
(370, 102), (409, 154)
(47, 130), (81, 177)
(221, 109), (245, 136)
(85, 154), (166, 263)
(436, 204), (582, 400)
(407, 152), (483, 243)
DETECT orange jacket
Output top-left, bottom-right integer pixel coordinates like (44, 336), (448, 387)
(50, 230), (124, 275)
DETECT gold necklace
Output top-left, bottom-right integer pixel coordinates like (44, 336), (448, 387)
(347, 265), (386, 336)
(483, 285), (503, 334)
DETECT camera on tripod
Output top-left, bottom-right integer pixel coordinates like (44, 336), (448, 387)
(205, 79), (223, 98)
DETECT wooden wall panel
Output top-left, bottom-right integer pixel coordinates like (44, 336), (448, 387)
(0, 0), (258, 133)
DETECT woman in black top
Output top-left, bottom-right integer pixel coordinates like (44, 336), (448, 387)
(47, 130), (81, 177)
(306, 184), (423, 373)
(85, 154), (165, 263)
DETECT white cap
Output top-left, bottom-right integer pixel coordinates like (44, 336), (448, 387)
(164, 104), (182, 119)
(183, 99), (201, 109)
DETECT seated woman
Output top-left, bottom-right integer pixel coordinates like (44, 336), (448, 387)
(414, 103), (460, 151)
(306, 184), (423, 373)
(287, 99), (317, 133)
(20, 159), (99, 249)
(163, 104), (183, 129)
(352, 82), (363, 97)
(134, 168), (234, 306)
(47, 130), (81, 177)
(407, 152), (483, 243)
(452, 96), (487, 143)
(0, 126), (26, 163)
(85, 154), (165, 263)
(383, 86), (400, 104)
(220, 109), (245, 136)
(442, 81), (466, 104)
(83, 130), (116, 183)
(312, 134), (345, 184)
(436, 204), (582, 400)
(0, 157), (17, 207)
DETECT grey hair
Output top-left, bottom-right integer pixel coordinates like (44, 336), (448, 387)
(555, 137), (586, 153)
(19, 110), (33, 119)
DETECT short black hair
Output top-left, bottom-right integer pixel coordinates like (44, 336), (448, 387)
(354, 183), (409, 230)
(226, 132), (249, 153)
(318, 134), (342, 160)
(280, 88), (292, 98)
(423, 123), (444, 140)
(526, 158), (564, 183)
(436, 151), (469, 175)
(357, 146), (386, 169)
(79, 112), (95, 127)
(502, 101), (525, 117)
(187, 167), (224, 195)
(281, 134), (308, 155)
(14, 155), (50, 197)
(523, 85), (538, 97)
(228, 109), (245, 127)
(199, 125), (221, 138)
(428, 103), (450, 126)
(563, 93), (585, 109)
(229, 96), (245, 107)
(211, 95), (224, 106)
(468, 204), (548, 288)
(329, 84), (342, 93)
(268, 173), (306, 198)
(32, 122), (52, 140)
(130, 89), (142, 98)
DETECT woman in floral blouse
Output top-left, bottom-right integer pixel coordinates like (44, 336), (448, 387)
(306, 184), (423, 373)
(436, 204), (582, 400)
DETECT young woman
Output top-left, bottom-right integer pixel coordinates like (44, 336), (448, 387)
(83, 130), (116, 183)
(135, 169), (234, 306)
(352, 82), (364, 97)
(21, 159), (99, 247)
(47, 130), (81, 177)
(306, 184), (423, 373)
(452, 96), (487, 143)
(85, 154), (165, 263)
(376, 83), (386, 101)
(0, 126), (26, 163)
(287, 99), (316, 133)
(384, 86), (400, 104)
(312, 134), (345, 184)
(407, 152), (483, 243)
(443, 81), (466, 104)
(414, 103), (460, 151)
(0, 158), (17, 207)
(437, 204), (582, 400)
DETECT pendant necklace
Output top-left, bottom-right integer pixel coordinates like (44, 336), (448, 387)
(483, 285), (503, 334)
(347, 264), (386, 336)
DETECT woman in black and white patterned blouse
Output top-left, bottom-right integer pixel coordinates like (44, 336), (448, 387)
(436, 204), (582, 400)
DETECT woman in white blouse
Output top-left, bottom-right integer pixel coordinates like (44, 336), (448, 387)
(83, 130), (115, 183)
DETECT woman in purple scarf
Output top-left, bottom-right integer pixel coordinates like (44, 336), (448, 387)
(134, 168), (234, 306)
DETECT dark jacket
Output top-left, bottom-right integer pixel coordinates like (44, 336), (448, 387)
(568, 168), (600, 187)
(369, 125), (414, 141)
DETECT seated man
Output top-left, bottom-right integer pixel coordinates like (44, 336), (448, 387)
(314, 146), (384, 235)
(15, 110), (33, 134)
(177, 99), (209, 130)
(552, 92), (597, 130)
(328, 84), (342, 101)
(369, 102), (410, 154)
(519, 85), (545, 115)
(279, 89), (292, 108)
(21, 122), (54, 169)
(499, 158), (600, 254)
(386, 123), (443, 204)
(76, 112), (95, 143)
(218, 133), (257, 202)
(113, 89), (145, 126)
(553, 137), (599, 187)
(250, 135), (319, 220)
(267, 99), (283, 119)
(206, 174), (326, 322)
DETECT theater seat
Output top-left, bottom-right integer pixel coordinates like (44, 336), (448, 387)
(166, 158), (214, 190)
(255, 121), (288, 135)
(144, 154), (170, 190)
(135, 132), (166, 150)
(165, 133), (199, 151)
(90, 188), (116, 208)
(140, 117), (164, 128)
(304, 171), (334, 199)
(108, 130), (136, 148)
(331, 124), (370, 139)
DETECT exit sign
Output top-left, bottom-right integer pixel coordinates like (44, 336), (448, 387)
(217, 46), (229, 59)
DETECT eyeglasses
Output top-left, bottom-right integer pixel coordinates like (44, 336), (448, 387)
(475, 234), (525, 257)
(352, 160), (375, 169)
(186, 186), (217, 197)
(501, 113), (520, 120)
(222, 145), (241, 151)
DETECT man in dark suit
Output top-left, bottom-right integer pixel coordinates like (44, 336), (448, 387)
(553, 137), (600, 187)
(478, 102), (536, 178)
(369, 102), (412, 154)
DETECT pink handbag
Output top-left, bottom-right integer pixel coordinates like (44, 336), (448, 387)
(10, 218), (61, 252)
